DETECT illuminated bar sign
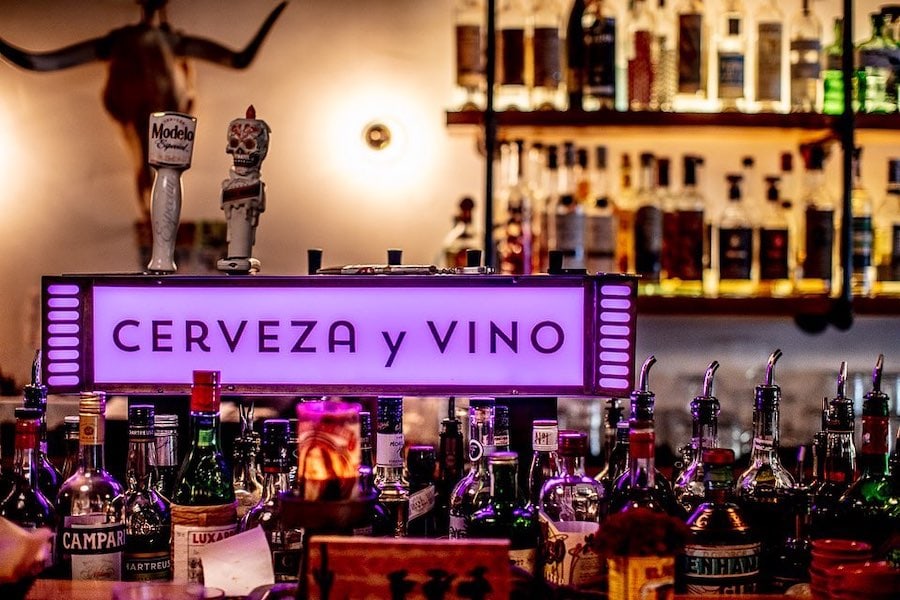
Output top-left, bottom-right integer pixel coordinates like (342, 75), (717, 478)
(42, 274), (637, 397)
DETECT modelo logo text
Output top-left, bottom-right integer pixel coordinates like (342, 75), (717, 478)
(151, 122), (195, 142)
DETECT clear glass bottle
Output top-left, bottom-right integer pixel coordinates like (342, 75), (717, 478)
(116, 404), (171, 582)
(1, 407), (57, 534)
(497, 0), (530, 110)
(789, 0), (822, 112)
(500, 140), (534, 275)
(673, 361), (720, 517)
(735, 350), (795, 592)
(56, 392), (125, 581)
(595, 420), (629, 498)
(468, 452), (539, 575)
(875, 158), (900, 295)
(585, 145), (617, 274)
(442, 197), (478, 269)
(615, 152), (637, 274)
(20, 351), (62, 503)
(373, 397), (410, 538)
(435, 410), (464, 538)
(406, 445), (437, 538)
(679, 448), (761, 594)
(527, 419), (560, 508)
(627, 0), (656, 110)
(754, 0), (787, 112)
(822, 18), (846, 115)
(851, 147), (876, 296)
(795, 143), (836, 295)
(716, 173), (756, 297)
(538, 431), (605, 589)
(233, 403), (263, 520)
(531, 0), (565, 110)
(60, 415), (80, 482)
(857, 12), (896, 114)
(448, 398), (495, 538)
(758, 176), (793, 297)
(634, 152), (662, 291)
(666, 155), (706, 296)
(171, 371), (237, 584)
(674, 0), (709, 110)
(240, 419), (303, 583)
(454, 0), (486, 110)
(715, 0), (747, 111)
(600, 397), (625, 473)
(582, 0), (619, 111)
(153, 414), (179, 501)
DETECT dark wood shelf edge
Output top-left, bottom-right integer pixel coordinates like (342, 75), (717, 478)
(446, 110), (900, 130)
(636, 295), (900, 317)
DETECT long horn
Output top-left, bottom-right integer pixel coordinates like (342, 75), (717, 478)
(0, 36), (105, 71)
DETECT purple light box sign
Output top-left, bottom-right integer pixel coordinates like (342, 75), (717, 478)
(41, 275), (637, 397)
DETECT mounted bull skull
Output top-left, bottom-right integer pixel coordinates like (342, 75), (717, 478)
(0, 0), (288, 222)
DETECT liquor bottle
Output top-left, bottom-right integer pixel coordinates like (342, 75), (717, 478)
(60, 415), (80, 481)
(539, 431), (605, 589)
(789, 0), (822, 112)
(875, 158), (900, 295)
(735, 349), (795, 592)
(406, 445), (437, 538)
(653, 0), (677, 111)
(567, 0), (587, 110)
(233, 403), (263, 520)
(716, 173), (756, 297)
(454, 0), (486, 110)
(116, 404), (171, 582)
(674, 0), (709, 110)
(448, 398), (495, 538)
(679, 448), (761, 594)
(600, 397), (625, 472)
(822, 18), (846, 115)
(22, 351), (63, 502)
(796, 143), (835, 295)
(585, 146), (617, 274)
(758, 176), (793, 297)
(373, 397), (409, 538)
(627, 0), (656, 111)
(595, 420), (629, 498)
(857, 12), (896, 114)
(1, 408), (57, 536)
(634, 153), (662, 291)
(435, 408), (464, 538)
(536, 144), (561, 273)
(171, 371), (237, 584)
(500, 140), (534, 274)
(496, 0), (530, 110)
(527, 419), (559, 508)
(468, 452), (539, 575)
(609, 355), (676, 514)
(582, 0), (618, 111)
(715, 0), (746, 112)
(838, 355), (894, 552)
(240, 419), (303, 583)
(810, 362), (857, 540)
(851, 147), (876, 296)
(494, 405), (510, 452)
(531, 0), (565, 110)
(615, 153), (637, 273)
(673, 361), (721, 517)
(153, 414), (179, 501)
(56, 392), (125, 580)
(754, 0), (787, 113)
(442, 197), (478, 269)
(654, 156), (673, 271)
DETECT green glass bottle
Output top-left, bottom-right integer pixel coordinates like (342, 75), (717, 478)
(170, 370), (237, 584)
(468, 451), (539, 576)
(822, 18), (845, 115)
(857, 12), (897, 114)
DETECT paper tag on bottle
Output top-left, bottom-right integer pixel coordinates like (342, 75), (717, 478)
(171, 522), (237, 583)
(539, 512), (602, 589)
(60, 515), (125, 580)
(376, 433), (404, 467)
(508, 547), (536, 575)
(408, 485), (436, 522)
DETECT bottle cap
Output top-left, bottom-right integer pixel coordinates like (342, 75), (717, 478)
(13, 408), (41, 449)
(701, 447), (735, 466)
(469, 397), (495, 409)
(691, 361), (721, 423)
(547, 145), (559, 170)
(79, 391), (107, 415)
(558, 430), (588, 457)
(577, 148), (589, 169)
(487, 451), (517, 466)
(640, 152), (654, 168)
(128, 404), (156, 437)
(862, 354), (889, 416)
(14, 407), (43, 421)
(766, 176), (780, 202)
(826, 362), (854, 431)
(560, 194), (575, 207)
(755, 349), (783, 409)
(154, 414), (179, 430)
(407, 445), (436, 479)
(630, 355), (657, 422)
(22, 350), (47, 410)
(683, 155), (702, 186)
(726, 174), (742, 201)
(440, 417), (461, 437)
(595, 197), (609, 209)
(64, 415), (80, 439)
(742, 156), (754, 169)
(190, 370), (221, 413)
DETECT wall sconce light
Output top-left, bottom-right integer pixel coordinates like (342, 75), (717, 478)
(363, 121), (392, 151)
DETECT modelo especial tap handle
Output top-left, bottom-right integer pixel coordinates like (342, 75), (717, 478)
(146, 111), (197, 273)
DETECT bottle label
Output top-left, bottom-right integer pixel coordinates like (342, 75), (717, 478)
(171, 517), (238, 583)
(60, 516), (125, 580)
(585, 17), (616, 98)
(494, 432), (509, 449)
(804, 208), (834, 279)
(455, 24), (484, 83)
(155, 432), (178, 468)
(540, 513), (602, 589)
(682, 542), (761, 594)
(79, 414), (104, 446)
(756, 23), (783, 102)
(861, 415), (889, 455)
(376, 433), (405, 467)
(668, 209), (704, 280)
(585, 212), (616, 273)
(759, 228), (789, 280)
(532, 427), (558, 452)
(678, 14), (703, 93)
(124, 550), (172, 582)
(408, 485), (436, 522)
(553, 211), (585, 257)
(719, 227), (753, 280)
(791, 39), (821, 80)
(892, 224), (900, 280)
(508, 547), (536, 574)
(532, 27), (561, 88)
(852, 216), (873, 268)
(270, 528), (304, 583)
(448, 514), (467, 539)
(499, 29), (526, 86)
(718, 53), (745, 99)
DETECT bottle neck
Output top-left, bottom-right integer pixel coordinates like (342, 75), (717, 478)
(12, 424), (40, 488)
(804, 169), (828, 200)
(704, 464), (736, 505)
(78, 412), (107, 472)
(628, 425), (656, 490)
(560, 454), (587, 477)
(489, 463), (519, 503)
(691, 416), (719, 454)
(260, 466), (291, 501)
(470, 416), (495, 474)
(749, 402), (781, 463)
(190, 411), (222, 451)
(823, 429), (857, 485)
(126, 434), (158, 492)
(859, 413), (890, 477)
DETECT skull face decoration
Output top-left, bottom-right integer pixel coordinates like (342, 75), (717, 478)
(217, 105), (271, 274)
(226, 105), (270, 175)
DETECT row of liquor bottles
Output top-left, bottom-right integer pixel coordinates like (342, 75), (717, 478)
(442, 138), (900, 297)
(2, 349), (898, 592)
(453, 0), (900, 115)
